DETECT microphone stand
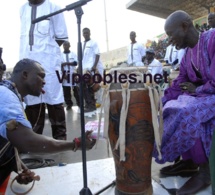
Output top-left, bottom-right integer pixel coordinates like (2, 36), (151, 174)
(32, 1), (93, 195)
(74, 6), (93, 195)
(32, 0), (92, 24)
(73, 6), (116, 195)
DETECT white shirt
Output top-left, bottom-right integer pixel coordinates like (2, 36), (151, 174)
(147, 58), (163, 76)
(127, 42), (145, 66)
(82, 39), (104, 75)
(164, 45), (185, 64)
(19, 0), (68, 105)
(61, 51), (77, 87)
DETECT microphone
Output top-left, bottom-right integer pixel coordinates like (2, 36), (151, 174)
(65, 0), (92, 11)
(32, 0), (92, 24)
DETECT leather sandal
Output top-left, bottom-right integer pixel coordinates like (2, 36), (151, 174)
(176, 162), (211, 195)
(160, 159), (199, 177)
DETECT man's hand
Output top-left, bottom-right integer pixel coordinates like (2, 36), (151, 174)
(61, 62), (68, 67)
(91, 65), (97, 72)
(16, 169), (40, 185)
(61, 63), (66, 72)
(179, 82), (197, 93)
(75, 130), (96, 151)
(85, 130), (96, 150)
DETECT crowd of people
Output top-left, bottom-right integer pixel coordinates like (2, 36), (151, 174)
(0, 0), (215, 194)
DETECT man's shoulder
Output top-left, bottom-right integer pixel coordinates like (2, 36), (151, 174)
(201, 29), (215, 39)
(47, 0), (61, 9)
(86, 40), (98, 48)
(88, 39), (97, 45)
(166, 45), (172, 50)
(20, 2), (29, 10)
(153, 58), (160, 62)
(0, 85), (17, 102)
(127, 44), (132, 49)
(0, 80), (19, 101)
(134, 42), (142, 46)
(135, 42), (145, 49)
(20, 0), (60, 10)
(150, 58), (161, 65)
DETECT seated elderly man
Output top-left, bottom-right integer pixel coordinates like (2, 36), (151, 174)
(0, 59), (96, 186)
(153, 10), (215, 194)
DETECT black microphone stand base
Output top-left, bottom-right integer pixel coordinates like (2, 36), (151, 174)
(94, 180), (116, 195)
(80, 188), (93, 195)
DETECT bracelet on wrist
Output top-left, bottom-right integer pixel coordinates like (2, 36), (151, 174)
(73, 138), (81, 151)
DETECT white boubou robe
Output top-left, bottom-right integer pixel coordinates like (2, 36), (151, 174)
(19, 0), (68, 105)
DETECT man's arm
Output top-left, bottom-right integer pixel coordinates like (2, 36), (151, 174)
(164, 46), (170, 63)
(195, 32), (215, 94)
(52, 3), (68, 47)
(7, 123), (95, 154)
(140, 44), (146, 57)
(62, 61), (78, 67)
(7, 123), (74, 153)
(177, 49), (186, 64)
(162, 55), (189, 105)
(91, 42), (100, 71)
(92, 55), (99, 71)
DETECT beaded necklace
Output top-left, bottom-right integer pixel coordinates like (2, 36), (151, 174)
(191, 33), (201, 72)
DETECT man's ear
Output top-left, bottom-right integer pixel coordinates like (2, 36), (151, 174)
(181, 21), (189, 32)
(22, 70), (28, 80)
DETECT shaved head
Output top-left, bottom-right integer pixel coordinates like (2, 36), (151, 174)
(130, 31), (136, 42)
(12, 58), (42, 75)
(165, 10), (193, 31)
(130, 31), (136, 36)
(10, 58), (45, 97)
(164, 10), (197, 49)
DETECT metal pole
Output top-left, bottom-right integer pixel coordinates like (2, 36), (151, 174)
(75, 6), (93, 195)
(103, 0), (109, 52)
